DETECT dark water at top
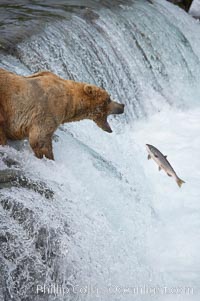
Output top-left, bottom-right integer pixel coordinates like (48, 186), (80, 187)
(0, 0), (131, 49)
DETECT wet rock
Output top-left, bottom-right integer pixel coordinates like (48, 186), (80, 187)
(0, 191), (70, 301)
(167, 0), (193, 12)
(0, 150), (54, 198)
(0, 169), (54, 199)
(0, 151), (19, 168)
(0, 150), (71, 301)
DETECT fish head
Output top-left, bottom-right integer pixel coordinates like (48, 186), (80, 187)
(146, 144), (153, 153)
(146, 144), (160, 159)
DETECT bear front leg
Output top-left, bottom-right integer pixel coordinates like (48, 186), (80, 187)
(29, 128), (54, 160)
(0, 127), (7, 145)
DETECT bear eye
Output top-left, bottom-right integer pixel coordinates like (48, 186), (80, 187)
(107, 97), (111, 104)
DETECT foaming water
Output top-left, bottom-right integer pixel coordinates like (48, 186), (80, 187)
(0, 0), (200, 300)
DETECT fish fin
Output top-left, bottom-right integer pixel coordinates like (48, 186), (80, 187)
(176, 178), (185, 188)
(158, 166), (161, 171)
(148, 154), (151, 160)
(164, 155), (167, 158)
(167, 173), (172, 177)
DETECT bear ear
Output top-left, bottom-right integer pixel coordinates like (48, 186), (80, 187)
(84, 84), (97, 96)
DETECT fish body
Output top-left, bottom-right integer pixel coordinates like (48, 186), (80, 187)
(146, 144), (185, 188)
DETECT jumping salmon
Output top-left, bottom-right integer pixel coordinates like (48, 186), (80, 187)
(146, 144), (185, 188)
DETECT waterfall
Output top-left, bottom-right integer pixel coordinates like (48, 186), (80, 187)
(0, 1), (200, 300)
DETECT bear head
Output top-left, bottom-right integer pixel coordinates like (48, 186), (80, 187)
(78, 84), (125, 133)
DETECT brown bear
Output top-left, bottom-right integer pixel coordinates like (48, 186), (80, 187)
(0, 68), (124, 160)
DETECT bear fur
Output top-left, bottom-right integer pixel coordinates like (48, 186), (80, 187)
(0, 68), (124, 160)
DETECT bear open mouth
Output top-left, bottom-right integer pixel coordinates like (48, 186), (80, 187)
(94, 117), (112, 133)
(94, 102), (124, 133)
(103, 119), (112, 133)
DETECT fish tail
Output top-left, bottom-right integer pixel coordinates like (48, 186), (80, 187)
(176, 178), (185, 188)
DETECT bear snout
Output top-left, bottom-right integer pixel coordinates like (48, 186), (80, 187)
(109, 102), (125, 115)
(117, 103), (125, 114)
